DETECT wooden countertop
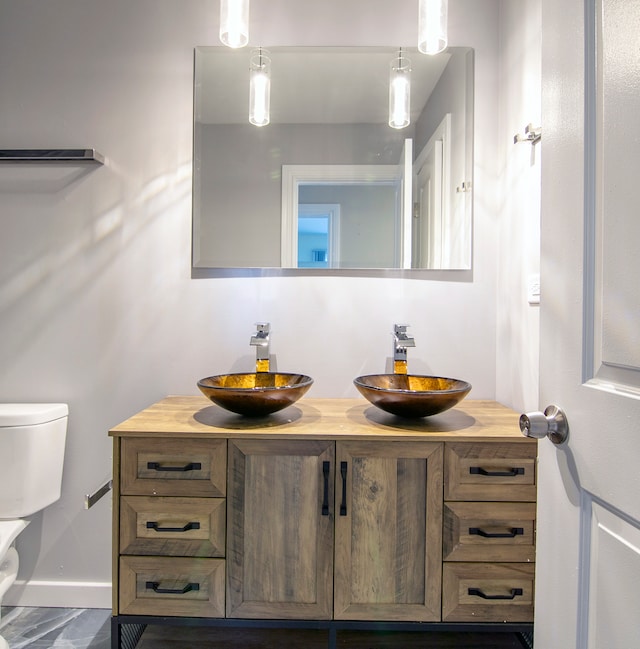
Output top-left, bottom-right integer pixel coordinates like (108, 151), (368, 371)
(109, 397), (531, 443)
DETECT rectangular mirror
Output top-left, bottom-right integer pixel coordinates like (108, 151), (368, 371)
(193, 46), (473, 270)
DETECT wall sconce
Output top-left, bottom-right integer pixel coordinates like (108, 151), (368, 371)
(219, 0), (249, 48)
(418, 0), (449, 55)
(389, 49), (411, 129)
(249, 48), (271, 127)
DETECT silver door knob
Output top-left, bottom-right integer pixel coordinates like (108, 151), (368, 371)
(519, 405), (568, 445)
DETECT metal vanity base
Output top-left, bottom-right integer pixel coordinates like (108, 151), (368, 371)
(110, 615), (534, 649)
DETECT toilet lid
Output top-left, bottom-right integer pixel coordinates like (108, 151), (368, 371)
(0, 403), (68, 427)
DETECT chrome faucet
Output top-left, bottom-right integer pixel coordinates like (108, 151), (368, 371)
(393, 324), (415, 374)
(250, 322), (271, 372)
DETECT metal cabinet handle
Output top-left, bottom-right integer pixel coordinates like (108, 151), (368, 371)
(469, 527), (524, 539)
(468, 587), (523, 600)
(322, 461), (330, 516)
(469, 466), (524, 477)
(145, 581), (200, 595)
(520, 405), (569, 445)
(146, 461), (202, 472)
(146, 521), (201, 533)
(340, 461), (348, 516)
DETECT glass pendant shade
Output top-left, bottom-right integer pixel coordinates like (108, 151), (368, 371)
(249, 48), (271, 127)
(220, 0), (249, 48)
(418, 0), (449, 55)
(389, 50), (411, 129)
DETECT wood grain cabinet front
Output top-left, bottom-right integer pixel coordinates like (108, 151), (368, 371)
(443, 501), (536, 563)
(120, 438), (226, 498)
(226, 439), (444, 622)
(333, 441), (443, 622)
(226, 439), (335, 620)
(444, 442), (537, 502)
(120, 495), (226, 557)
(119, 555), (225, 618)
(116, 437), (228, 619)
(442, 441), (537, 623)
(442, 562), (535, 622)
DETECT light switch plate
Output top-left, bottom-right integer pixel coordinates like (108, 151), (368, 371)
(528, 274), (540, 305)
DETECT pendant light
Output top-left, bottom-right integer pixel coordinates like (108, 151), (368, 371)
(418, 0), (449, 55)
(219, 0), (249, 48)
(249, 48), (271, 127)
(389, 49), (411, 129)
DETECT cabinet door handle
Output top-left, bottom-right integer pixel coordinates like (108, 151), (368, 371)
(145, 581), (200, 595)
(469, 466), (524, 477)
(340, 461), (348, 516)
(469, 527), (524, 539)
(322, 461), (330, 516)
(468, 587), (523, 600)
(147, 461), (202, 472)
(146, 521), (201, 533)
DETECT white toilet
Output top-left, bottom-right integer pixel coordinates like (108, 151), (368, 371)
(0, 403), (68, 649)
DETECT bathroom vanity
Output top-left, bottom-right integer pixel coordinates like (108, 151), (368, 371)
(109, 397), (537, 648)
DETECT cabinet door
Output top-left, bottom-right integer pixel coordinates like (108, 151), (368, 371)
(227, 439), (335, 619)
(334, 441), (443, 621)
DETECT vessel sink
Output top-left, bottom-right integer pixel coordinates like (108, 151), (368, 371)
(353, 374), (472, 418)
(197, 372), (313, 417)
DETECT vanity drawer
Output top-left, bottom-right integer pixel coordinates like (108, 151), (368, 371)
(443, 501), (536, 562)
(119, 556), (225, 618)
(120, 496), (226, 557)
(442, 562), (534, 622)
(444, 442), (537, 502)
(121, 438), (226, 497)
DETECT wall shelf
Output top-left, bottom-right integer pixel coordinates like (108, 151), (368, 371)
(0, 149), (105, 164)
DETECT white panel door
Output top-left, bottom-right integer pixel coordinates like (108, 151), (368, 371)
(536, 0), (640, 647)
(414, 140), (443, 269)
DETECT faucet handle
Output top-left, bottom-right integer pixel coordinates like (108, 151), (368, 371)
(393, 324), (415, 353)
(250, 322), (270, 347)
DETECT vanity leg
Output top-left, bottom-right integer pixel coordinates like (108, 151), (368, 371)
(110, 618), (121, 649)
(110, 618), (146, 649)
(328, 625), (337, 649)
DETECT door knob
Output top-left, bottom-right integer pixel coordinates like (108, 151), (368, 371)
(519, 405), (568, 445)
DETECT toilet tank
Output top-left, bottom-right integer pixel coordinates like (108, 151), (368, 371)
(0, 404), (68, 519)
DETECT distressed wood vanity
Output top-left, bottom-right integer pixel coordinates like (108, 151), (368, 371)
(109, 397), (536, 648)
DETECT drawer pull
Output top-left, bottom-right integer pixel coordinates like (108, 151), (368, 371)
(469, 527), (524, 539)
(146, 521), (201, 533)
(340, 461), (348, 516)
(322, 461), (330, 516)
(469, 466), (524, 477)
(145, 581), (200, 595)
(147, 461), (202, 473)
(468, 587), (523, 600)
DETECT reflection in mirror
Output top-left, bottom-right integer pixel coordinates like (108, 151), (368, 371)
(193, 46), (474, 270)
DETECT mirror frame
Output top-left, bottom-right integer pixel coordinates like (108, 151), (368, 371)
(192, 46), (474, 277)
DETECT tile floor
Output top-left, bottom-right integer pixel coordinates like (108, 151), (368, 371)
(0, 607), (110, 648)
(1, 607), (532, 648)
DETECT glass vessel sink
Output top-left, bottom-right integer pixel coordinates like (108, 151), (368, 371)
(353, 374), (472, 418)
(197, 372), (313, 417)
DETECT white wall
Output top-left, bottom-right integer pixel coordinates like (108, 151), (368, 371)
(495, 0), (542, 412)
(0, 0), (520, 608)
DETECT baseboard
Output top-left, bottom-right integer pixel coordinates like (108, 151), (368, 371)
(4, 580), (112, 609)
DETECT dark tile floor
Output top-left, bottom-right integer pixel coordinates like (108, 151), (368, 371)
(0, 607), (110, 648)
(1, 607), (532, 648)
